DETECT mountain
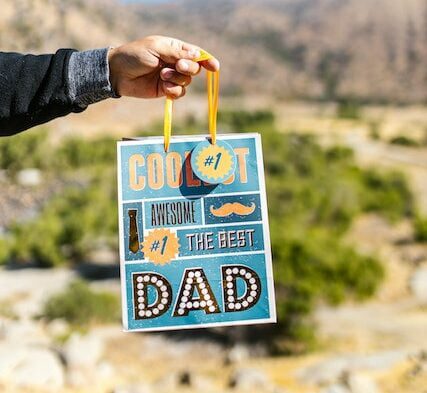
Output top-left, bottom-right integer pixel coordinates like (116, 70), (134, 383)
(1, 0), (426, 103)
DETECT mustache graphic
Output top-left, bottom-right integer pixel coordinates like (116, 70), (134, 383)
(210, 202), (256, 217)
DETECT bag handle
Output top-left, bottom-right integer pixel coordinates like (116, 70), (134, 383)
(164, 49), (219, 152)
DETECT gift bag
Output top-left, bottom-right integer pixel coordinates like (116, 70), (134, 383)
(116, 51), (276, 332)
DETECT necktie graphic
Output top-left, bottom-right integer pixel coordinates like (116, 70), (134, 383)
(128, 209), (140, 254)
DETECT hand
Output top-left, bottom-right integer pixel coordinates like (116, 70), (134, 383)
(108, 35), (220, 100)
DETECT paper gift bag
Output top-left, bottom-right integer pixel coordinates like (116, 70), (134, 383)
(116, 52), (276, 332)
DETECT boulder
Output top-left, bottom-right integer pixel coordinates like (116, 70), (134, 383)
(409, 266), (427, 304)
(112, 384), (152, 393)
(154, 370), (191, 390)
(0, 268), (75, 319)
(226, 344), (251, 364)
(297, 351), (408, 385)
(0, 343), (28, 379)
(47, 318), (70, 337)
(7, 347), (64, 390)
(17, 168), (42, 186)
(66, 360), (115, 387)
(63, 332), (104, 368)
(321, 384), (350, 393)
(229, 368), (272, 390)
(153, 369), (215, 391)
(344, 373), (378, 393)
(1, 319), (49, 346)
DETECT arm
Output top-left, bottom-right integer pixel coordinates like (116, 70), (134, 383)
(0, 48), (114, 136)
(0, 36), (219, 137)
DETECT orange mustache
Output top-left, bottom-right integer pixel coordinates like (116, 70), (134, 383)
(210, 202), (256, 217)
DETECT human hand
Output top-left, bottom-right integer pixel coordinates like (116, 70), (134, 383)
(108, 35), (220, 100)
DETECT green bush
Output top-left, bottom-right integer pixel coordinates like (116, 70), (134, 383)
(360, 170), (413, 221)
(368, 121), (381, 140)
(7, 174), (118, 267)
(414, 215), (427, 242)
(0, 129), (52, 173)
(389, 135), (420, 147)
(258, 125), (411, 352)
(55, 137), (117, 169)
(336, 99), (362, 120)
(0, 237), (10, 265)
(218, 109), (275, 132)
(41, 280), (120, 326)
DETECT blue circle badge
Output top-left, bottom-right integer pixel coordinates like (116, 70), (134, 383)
(191, 139), (236, 184)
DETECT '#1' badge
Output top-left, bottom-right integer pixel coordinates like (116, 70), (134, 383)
(191, 139), (236, 184)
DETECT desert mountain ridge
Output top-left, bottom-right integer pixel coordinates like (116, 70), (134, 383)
(1, 0), (426, 103)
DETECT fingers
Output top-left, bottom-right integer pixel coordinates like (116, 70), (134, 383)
(159, 67), (191, 99)
(161, 81), (186, 99)
(150, 35), (200, 64)
(175, 59), (201, 76)
(160, 67), (192, 86)
(200, 57), (220, 72)
(149, 36), (221, 72)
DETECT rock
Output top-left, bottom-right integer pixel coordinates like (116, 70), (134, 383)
(66, 368), (88, 387)
(0, 343), (28, 379)
(229, 368), (272, 390)
(297, 357), (349, 385)
(0, 319), (49, 346)
(7, 347), (64, 390)
(0, 268), (75, 319)
(191, 374), (216, 390)
(154, 370), (191, 390)
(66, 360), (115, 387)
(153, 370), (214, 391)
(17, 168), (42, 186)
(409, 350), (427, 376)
(87, 246), (117, 265)
(344, 373), (378, 393)
(0, 170), (7, 183)
(112, 384), (152, 393)
(409, 266), (427, 304)
(96, 361), (115, 379)
(63, 332), (104, 368)
(226, 344), (251, 364)
(47, 318), (69, 337)
(297, 351), (409, 385)
(320, 384), (350, 393)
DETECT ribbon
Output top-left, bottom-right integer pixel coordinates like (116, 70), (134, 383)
(164, 49), (219, 151)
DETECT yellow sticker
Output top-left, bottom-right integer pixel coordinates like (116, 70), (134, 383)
(142, 228), (180, 265)
(191, 140), (236, 184)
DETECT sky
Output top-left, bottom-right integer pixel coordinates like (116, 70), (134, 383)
(121, 0), (174, 3)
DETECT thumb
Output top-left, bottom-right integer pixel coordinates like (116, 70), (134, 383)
(151, 36), (200, 64)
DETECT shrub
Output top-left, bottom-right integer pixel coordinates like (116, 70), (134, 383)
(0, 129), (52, 173)
(0, 237), (10, 265)
(7, 174), (118, 267)
(368, 121), (381, 140)
(336, 99), (361, 119)
(414, 215), (427, 242)
(41, 280), (120, 326)
(389, 136), (420, 147)
(258, 124), (411, 352)
(55, 137), (117, 169)
(218, 109), (275, 132)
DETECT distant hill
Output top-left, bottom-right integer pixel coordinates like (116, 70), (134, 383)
(1, 0), (427, 103)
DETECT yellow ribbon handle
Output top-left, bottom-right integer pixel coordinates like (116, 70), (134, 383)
(163, 49), (219, 151)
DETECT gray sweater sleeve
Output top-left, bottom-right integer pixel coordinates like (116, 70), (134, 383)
(68, 47), (118, 108)
(0, 47), (118, 136)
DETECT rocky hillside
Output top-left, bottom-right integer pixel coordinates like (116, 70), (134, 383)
(1, 0), (427, 103)
(0, 0), (134, 51)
